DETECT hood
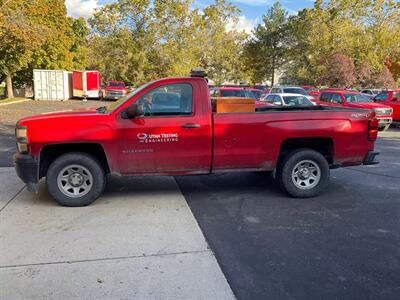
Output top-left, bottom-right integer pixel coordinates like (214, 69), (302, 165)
(346, 102), (391, 109)
(18, 108), (99, 125)
(106, 86), (126, 91)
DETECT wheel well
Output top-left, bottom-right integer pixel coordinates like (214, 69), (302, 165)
(39, 143), (110, 179)
(279, 137), (334, 164)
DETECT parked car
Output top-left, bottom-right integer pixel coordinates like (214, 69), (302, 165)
(14, 75), (379, 206)
(269, 86), (317, 104)
(373, 90), (400, 122)
(317, 89), (393, 131)
(361, 89), (381, 99)
(263, 93), (314, 107)
(247, 88), (265, 100)
(210, 87), (258, 99)
(103, 80), (127, 100)
(302, 85), (319, 97)
(72, 70), (102, 99)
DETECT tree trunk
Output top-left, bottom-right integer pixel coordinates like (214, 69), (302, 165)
(271, 58), (275, 87)
(6, 75), (14, 98)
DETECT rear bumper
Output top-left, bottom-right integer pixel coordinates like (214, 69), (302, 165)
(363, 151), (379, 165)
(13, 153), (39, 192)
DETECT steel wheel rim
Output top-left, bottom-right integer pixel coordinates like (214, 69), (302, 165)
(57, 164), (93, 198)
(291, 160), (321, 190)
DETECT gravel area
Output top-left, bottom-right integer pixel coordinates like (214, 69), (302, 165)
(0, 99), (107, 130)
(0, 99), (108, 166)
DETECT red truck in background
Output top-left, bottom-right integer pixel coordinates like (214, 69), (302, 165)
(72, 70), (102, 99)
(14, 75), (379, 207)
(316, 89), (393, 131)
(302, 85), (319, 97)
(104, 80), (127, 100)
(373, 90), (400, 122)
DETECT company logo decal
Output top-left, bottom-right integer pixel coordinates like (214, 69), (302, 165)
(137, 133), (179, 143)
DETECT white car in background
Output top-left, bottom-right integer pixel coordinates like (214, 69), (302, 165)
(262, 93), (315, 106)
(269, 86), (317, 104)
(361, 89), (381, 99)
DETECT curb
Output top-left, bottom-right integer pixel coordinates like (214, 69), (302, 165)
(0, 99), (30, 106)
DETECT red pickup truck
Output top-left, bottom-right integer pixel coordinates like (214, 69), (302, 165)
(373, 90), (400, 122)
(104, 80), (127, 100)
(14, 76), (379, 206)
(316, 89), (393, 131)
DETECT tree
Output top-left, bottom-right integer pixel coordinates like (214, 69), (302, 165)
(372, 66), (396, 88)
(317, 53), (356, 88)
(88, 0), (246, 86)
(243, 2), (289, 86)
(0, 0), (90, 96)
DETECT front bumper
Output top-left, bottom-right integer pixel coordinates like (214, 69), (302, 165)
(13, 153), (39, 192)
(377, 117), (392, 127)
(363, 151), (379, 165)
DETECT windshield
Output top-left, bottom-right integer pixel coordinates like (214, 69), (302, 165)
(344, 93), (372, 103)
(251, 91), (263, 98)
(104, 81), (152, 113)
(108, 82), (125, 87)
(282, 96), (312, 106)
(283, 88), (307, 95)
(304, 87), (318, 92)
(220, 90), (247, 97)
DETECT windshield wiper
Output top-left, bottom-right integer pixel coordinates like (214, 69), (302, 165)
(96, 106), (107, 114)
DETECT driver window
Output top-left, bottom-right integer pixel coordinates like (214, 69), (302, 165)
(136, 83), (193, 116)
(331, 94), (343, 104)
(273, 96), (282, 106)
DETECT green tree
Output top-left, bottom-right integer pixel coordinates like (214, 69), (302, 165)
(0, 0), (90, 95)
(243, 2), (289, 86)
(88, 0), (246, 86)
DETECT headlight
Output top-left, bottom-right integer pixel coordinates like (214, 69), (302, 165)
(15, 125), (28, 153)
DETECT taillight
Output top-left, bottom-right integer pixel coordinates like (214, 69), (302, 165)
(368, 118), (379, 141)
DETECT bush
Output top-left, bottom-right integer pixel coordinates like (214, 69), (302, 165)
(0, 86), (5, 99)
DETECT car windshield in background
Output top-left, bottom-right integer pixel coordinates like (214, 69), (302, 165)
(251, 91), (263, 98)
(104, 81), (152, 113)
(220, 90), (247, 97)
(305, 87), (318, 92)
(283, 96), (312, 106)
(283, 88), (307, 95)
(109, 82), (125, 87)
(344, 94), (372, 103)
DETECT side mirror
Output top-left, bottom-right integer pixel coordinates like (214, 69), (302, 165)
(122, 103), (143, 119)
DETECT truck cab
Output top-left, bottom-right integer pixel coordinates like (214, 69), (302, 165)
(14, 76), (379, 207)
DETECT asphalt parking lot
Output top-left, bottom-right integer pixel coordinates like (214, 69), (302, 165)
(1, 100), (399, 299)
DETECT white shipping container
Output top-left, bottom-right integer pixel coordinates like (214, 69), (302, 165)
(33, 69), (72, 101)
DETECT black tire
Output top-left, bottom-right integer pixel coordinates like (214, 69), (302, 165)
(46, 152), (106, 207)
(277, 148), (330, 198)
(378, 125), (390, 131)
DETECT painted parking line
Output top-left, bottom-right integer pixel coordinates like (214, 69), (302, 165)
(0, 174), (235, 299)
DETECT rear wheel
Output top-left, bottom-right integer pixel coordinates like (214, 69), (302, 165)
(277, 149), (329, 198)
(46, 152), (106, 206)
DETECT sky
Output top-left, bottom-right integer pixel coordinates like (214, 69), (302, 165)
(65, 0), (315, 33)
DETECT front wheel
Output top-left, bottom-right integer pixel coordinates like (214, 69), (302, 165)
(277, 149), (330, 198)
(46, 152), (106, 206)
(378, 125), (390, 131)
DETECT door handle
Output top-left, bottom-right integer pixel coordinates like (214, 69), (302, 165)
(182, 123), (201, 129)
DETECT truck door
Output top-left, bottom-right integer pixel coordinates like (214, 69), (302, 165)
(116, 82), (212, 174)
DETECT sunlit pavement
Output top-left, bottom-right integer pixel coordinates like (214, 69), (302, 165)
(0, 173), (234, 299)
